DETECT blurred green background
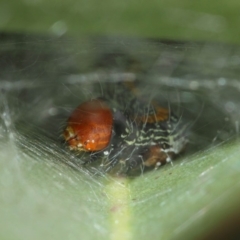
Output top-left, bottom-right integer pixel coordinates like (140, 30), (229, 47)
(1, 0), (240, 44)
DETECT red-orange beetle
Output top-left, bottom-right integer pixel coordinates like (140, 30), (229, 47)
(64, 99), (113, 152)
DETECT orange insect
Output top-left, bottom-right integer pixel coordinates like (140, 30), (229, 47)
(64, 99), (113, 152)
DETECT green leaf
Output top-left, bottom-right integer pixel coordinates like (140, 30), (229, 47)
(0, 34), (240, 240)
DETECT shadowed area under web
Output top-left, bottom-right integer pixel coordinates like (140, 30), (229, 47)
(0, 33), (240, 240)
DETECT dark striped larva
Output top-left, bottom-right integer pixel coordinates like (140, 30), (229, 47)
(64, 83), (188, 175)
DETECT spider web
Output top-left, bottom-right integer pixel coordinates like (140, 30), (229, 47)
(0, 33), (240, 240)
